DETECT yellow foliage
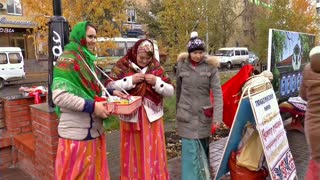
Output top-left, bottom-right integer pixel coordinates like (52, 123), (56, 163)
(159, 0), (207, 62)
(21, 0), (127, 51)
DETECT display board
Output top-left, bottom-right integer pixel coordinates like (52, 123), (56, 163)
(214, 81), (297, 180)
(267, 29), (315, 102)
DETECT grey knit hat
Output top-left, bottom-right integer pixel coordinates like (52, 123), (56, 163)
(187, 31), (205, 53)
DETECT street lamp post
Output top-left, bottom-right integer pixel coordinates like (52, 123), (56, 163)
(205, 0), (209, 51)
(47, 0), (69, 107)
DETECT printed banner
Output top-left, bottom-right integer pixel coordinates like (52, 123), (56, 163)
(250, 88), (296, 180)
(267, 29), (315, 102)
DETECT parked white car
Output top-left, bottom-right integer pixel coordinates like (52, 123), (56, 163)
(214, 47), (249, 69)
(249, 51), (259, 64)
(0, 47), (25, 89)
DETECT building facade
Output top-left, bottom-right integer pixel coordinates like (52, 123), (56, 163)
(316, 0), (320, 15)
(123, 0), (147, 38)
(0, 0), (37, 60)
(225, 0), (272, 49)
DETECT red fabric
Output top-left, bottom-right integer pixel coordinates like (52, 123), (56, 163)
(211, 65), (254, 128)
(189, 59), (200, 67)
(28, 89), (43, 104)
(211, 123), (217, 134)
(306, 159), (320, 180)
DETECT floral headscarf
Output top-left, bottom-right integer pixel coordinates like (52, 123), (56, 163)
(137, 40), (154, 55)
(108, 39), (171, 105)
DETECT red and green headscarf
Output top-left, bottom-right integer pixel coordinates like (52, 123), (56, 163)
(108, 39), (172, 105)
(52, 21), (101, 115)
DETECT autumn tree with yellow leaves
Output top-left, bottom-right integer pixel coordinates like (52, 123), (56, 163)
(159, 0), (207, 60)
(254, 0), (319, 63)
(134, 0), (248, 62)
(21, 0), (127, 59)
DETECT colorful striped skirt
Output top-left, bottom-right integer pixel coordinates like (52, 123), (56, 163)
(55, 135), (109, 180)
(120, 108), (170, 180)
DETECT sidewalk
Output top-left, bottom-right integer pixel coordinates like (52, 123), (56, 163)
(106, 122), (176, 179)
(8, 72), (48, 86)
(167, 130), (308, 180)
(0, 121), (309, 180)
(167, 124), (309, 180)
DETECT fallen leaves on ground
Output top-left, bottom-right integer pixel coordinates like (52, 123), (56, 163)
(165, 124), (230, 160)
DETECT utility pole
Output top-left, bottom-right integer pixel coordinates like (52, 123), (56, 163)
(47, 0), (69, 108)
(205, 0), (209, 51)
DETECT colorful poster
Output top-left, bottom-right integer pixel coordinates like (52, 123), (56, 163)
(267, 29), (315, 102)
(250, 88), (296, 180)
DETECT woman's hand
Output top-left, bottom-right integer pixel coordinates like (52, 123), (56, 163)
(113, 90), (127, 98)
(144, 74), (156, 86)
(132, 73), (145, 84)
(94, 101), (110, 119)
(211, 122), (222, 135)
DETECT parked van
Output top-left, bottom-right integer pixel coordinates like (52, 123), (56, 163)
(214, 47), (249, 69)
(96, 37), (160, 72)
(0, 47), (25, 89)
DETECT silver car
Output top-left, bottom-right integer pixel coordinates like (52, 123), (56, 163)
(248, 51), (259, 64)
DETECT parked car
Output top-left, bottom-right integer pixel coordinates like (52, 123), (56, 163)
(213, 47), (249, 69)
(249, 51), (259, 64)
(0, 47), (25, 89)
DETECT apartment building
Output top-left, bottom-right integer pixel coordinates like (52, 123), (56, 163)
(226, 0), (271, 48)
(0, 0), (37, 59)
(316, 0), (320, 15)
(122, 0), (147, 38)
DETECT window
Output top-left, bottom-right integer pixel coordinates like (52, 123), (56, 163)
(244, 30), (249, 36)
(240, 50), (246, 55)
(317, 7), (320, 15)
(0, 54), (7, 64)
(8, 53), (22, 64)
(235, 50), (241, 56)
(7, 0), (22, 15)
(127, 9), (136, 23)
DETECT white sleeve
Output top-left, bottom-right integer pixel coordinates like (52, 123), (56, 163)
(52, 89), (85, 111)
(152, 77), (174, 97)
(107, 75), (136, 91)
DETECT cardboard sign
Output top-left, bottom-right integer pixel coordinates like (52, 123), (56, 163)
(249, 88), (296, 180)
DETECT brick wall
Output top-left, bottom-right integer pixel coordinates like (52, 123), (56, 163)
(0, 97), (58, 179)
(4, 97), (34, 135)
(0, 96), (45, 170)
(14, 133), (35, 176)
(31, 104), (58, 180)
(0, 147), (12, 169)
(0, 100), (4, 128)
